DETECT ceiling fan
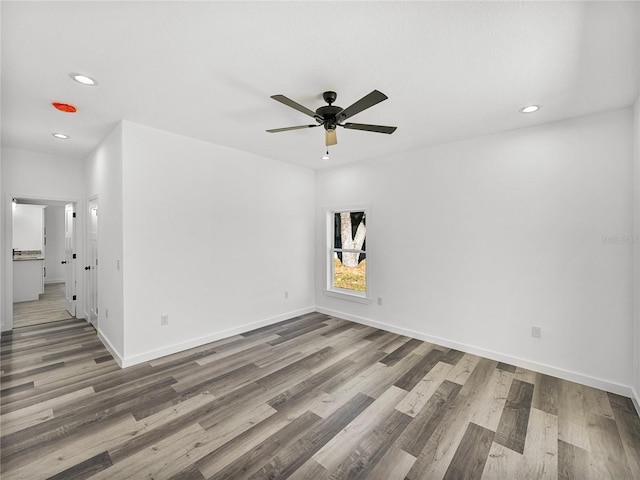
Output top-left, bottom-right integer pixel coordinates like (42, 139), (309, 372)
(266, 90), (397, 146)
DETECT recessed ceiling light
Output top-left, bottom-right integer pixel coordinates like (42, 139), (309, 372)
(52, 133), (70, 139)
(520, 105), (540, 114)
(70, 73), (98, 86)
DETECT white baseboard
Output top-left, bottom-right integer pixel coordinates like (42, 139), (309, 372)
(97, 329), (124, 368)
(632, 387), (640, 416)
(44, 278), (64, 285)
(119, 306), (316, 368)
(316, 307), (636, 400)
(95, 304), (640, 407)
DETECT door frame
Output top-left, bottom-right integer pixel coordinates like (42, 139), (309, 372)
(64, 203), (77, 317)
(87, 196), (98, 328)
(2, 194), (84, 332)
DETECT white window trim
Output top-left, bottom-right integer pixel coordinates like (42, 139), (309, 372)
(323, 205), (372, 304)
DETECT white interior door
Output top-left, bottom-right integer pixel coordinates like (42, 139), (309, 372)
(63, 203), (76, 316)
(88, 199), (98, 327)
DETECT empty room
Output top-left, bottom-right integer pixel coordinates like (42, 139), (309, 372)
(1, 1), (639, 479)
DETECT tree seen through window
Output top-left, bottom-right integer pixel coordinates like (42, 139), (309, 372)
(332, 211), (366, 292)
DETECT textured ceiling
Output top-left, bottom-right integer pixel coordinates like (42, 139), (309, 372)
(1, 1), (638, 169)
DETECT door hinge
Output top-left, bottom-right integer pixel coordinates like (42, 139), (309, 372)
(72, 253), (77, 259)
(72, 295), (77, 301)
(72, 212), (77, 218)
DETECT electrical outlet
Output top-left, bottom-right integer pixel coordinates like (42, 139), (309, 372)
(377, 297), (383, 306)
(284, 291), (289, 299)
(531, 326), (541, 338)
(161, 314), (169, 326)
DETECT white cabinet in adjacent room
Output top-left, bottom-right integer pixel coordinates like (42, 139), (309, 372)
(13, 259), (45, 302)
(13, 204), (45, 251)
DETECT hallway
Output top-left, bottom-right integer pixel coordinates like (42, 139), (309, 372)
(13, 283), (72, 328)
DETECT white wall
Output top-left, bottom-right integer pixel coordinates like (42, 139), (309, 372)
(44, 205), (66, 283)
(316, 108), (635, 395)
(633, 96), (640, 407)
(85, 123), (125, 360)
(1, 147), (86, 200)
(1, 148), (86, 331)
(118, 121), (315, 365)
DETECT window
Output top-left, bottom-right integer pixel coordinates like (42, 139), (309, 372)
(326, 207), (370, 302)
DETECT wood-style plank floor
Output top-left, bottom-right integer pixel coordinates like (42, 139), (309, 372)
(13, 283), (72, 328)
(1, 313), (640, 479)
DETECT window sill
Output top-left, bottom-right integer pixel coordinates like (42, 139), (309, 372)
(323, 288), (372, 304)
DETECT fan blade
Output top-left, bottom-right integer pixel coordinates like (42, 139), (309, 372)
(326, 129), (337, 146)
(266, 124), (319, 133)
(343, 123), (397, 134)
(271, 94), (318, 119)
(339, 90), (388, 120)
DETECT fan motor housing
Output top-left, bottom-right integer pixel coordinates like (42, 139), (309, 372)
(316, 105), (343, 130)
(316, 91), (343, 130)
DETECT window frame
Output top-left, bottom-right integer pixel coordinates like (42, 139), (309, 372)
(324, 205), (371, 304)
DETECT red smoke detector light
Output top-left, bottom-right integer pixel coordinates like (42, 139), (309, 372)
(52, 102), (77, 113)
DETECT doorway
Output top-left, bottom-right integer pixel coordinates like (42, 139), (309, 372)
(9, 197), (80, 329)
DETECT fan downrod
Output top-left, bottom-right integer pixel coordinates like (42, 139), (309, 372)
(322, 91), (337, 105)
